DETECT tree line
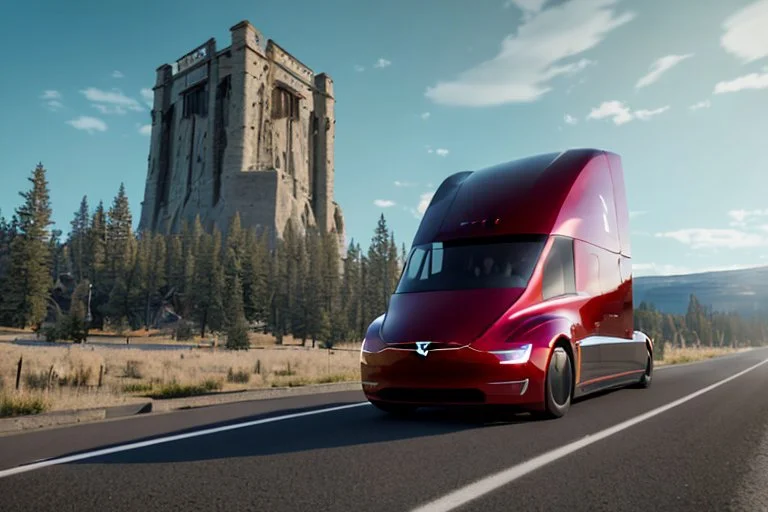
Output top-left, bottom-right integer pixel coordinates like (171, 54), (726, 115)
(0, 163), (766, 353)
(0, 163), (403, 348)
(634, 296), (768, 358)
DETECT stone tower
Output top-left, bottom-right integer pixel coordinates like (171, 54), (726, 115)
(138, 20), (345, 252)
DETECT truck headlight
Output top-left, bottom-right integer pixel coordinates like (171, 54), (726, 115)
(490, 343), (532, 364)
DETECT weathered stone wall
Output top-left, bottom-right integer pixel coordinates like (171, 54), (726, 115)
(138, 20), (345, 253)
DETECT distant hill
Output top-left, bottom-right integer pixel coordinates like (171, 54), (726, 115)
(633, 266), (768, 317)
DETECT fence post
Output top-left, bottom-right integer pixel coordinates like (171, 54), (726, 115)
(98, 365), (104, 388)
(47, 364), (54, 390)
(327, 348), (331, 375)
(16, 356), (23, 390)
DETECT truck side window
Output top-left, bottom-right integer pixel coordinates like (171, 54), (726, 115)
(542, 236), (576, 300)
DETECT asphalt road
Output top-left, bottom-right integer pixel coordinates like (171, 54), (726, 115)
(2, 348), (768, 511)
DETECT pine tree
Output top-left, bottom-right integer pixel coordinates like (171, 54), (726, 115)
(88, 201), (107, 282)
(192, 228), (225, 338)
(1, 163), (54, 328)
(367, 214), (390, 314)
(223, 214), (246, 323)
(106, 183), (133, 283)
(304, 228), (324, 346)
(104, 184), (137, 327)
(387, 231), (400, 296)
(69, 196), (90, 282)
(0, 213), (15, 325)
(166, 231), (183, 310)
(223, 245), (246, 330)
(48, 228), (65, 283)
(87, 201), (107, 328)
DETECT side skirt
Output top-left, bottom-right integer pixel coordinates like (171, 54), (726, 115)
(574, 369), (645, 398)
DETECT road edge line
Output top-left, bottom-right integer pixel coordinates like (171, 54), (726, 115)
(410, 356), (768, 512)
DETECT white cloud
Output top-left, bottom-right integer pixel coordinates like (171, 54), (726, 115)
(421, 112), (431, 120)
(655, 228), (768, 249)
(425, 145), (448, 156)
(689, 100), (711, 111)
(139, 124), (152, 136)
(587, 100), (669, 125)
(728, 208), (768, 226)
(81, 87), (143, 112)
(564, 113), (578, 125)
(374, 199), (396, 208)
(588, 101), (633, 124)
(93, 104), (127, 115)
(41, 90), (61, 100)
(374, 58), (392, 69)
(112, 70), (124, 79)
(425, 0), (634, 107)
(504, 0), (548, 20)
(634, 106), (670, 120)
(394, 180), (417, 187)
(720, 0), (768, 63)
(635, 54), (694, 88)
(354, 65), (365, 72)
(66, 116), (107, 134)
(714, 72), (768, 93)
(140, 88), (154, 107)
(417, 192), (435, 215)
(45, 100), (63, 111)
(566, 77), (588, 95)
(504, 0), (547, 11)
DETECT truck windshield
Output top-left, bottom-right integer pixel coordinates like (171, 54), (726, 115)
(395, 235), (547, 293)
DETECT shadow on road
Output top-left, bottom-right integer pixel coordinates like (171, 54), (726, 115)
(68, 402), (540, 465)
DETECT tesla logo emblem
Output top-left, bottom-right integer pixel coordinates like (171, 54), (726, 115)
(416, 342), (431, 357)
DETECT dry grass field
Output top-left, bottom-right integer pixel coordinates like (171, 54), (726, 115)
(655, 345), (748, 366)
(0, 338), (361, 416)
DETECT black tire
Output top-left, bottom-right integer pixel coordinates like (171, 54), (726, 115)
(635, 347), (653, 388)
(537, 345), (573, 419)
(369, 400), (418, 416)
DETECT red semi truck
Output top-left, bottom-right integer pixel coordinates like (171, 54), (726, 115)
(360, 148), (652, 419)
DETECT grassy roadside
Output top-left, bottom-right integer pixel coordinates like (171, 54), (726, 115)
(0, 341), (360, 418)
(654, 346), (752, 366)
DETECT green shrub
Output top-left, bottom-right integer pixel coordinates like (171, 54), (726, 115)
(226, 368), (250, 384)
(174, 321), (195, 341)
(123, 382), (153, 393)
(59, 364), (92, 387)
(146, 379), (223, 399)
(0, 393), (49, 417)
(225, 319), (250, 350)
(24, 370), (52, 390)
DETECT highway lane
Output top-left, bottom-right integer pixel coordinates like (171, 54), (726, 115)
(1, 347), (767, 511)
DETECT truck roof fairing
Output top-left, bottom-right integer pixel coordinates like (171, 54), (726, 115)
(413, 148), (631, 257)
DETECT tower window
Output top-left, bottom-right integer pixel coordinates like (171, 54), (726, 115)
(272, 86), (299, 120)
(182, 84), (208, 118)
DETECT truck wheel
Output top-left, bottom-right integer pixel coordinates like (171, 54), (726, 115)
(537, 346), (573, 419)
(636, 348), (653, 388)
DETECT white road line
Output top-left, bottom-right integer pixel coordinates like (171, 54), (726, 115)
(0, 402), (371, 479)
(411, 356), (768, 512)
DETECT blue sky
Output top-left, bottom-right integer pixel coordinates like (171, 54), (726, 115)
(1, 0), (767, 276)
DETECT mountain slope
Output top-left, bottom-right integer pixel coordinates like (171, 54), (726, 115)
(633, 265), (768, 317)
